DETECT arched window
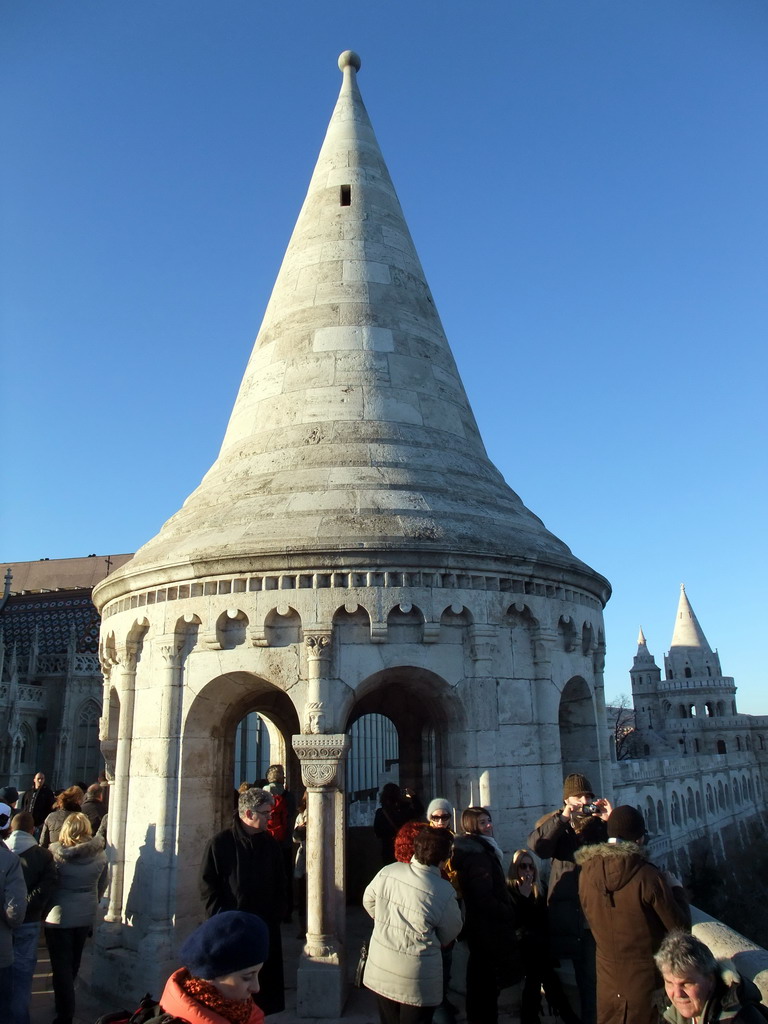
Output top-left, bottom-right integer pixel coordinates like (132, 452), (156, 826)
(736, 736), (741, 751)
(706, 784), (714, 813)
(695, 791), (702, 818)
(684, 667), (692, 678)
(670, 792), (680, 826)
(657, 800), (665, 831)
(74, 700), (102, 783)
(645, 796), (657, 833)
(717, 739), (727, 755)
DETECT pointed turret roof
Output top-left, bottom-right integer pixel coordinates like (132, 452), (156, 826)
(95, 53), (609, 605)
(637, 627), (647, 648)
(670, 585), (712, 652)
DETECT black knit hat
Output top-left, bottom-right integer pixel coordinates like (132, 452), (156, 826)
(607, 805), (645, 842)
(0, 786), (19, 806)
(562, 774), (594, 800)
(180, 912), (269, 979)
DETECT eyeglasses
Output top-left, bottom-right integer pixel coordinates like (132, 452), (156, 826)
(430, 813), (451, 821)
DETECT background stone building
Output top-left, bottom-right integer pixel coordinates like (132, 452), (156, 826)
(0, 554), (131, 789)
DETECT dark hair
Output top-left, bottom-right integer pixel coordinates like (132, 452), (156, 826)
(11, 811), (35, 833)
(380, 783), (401, 807)
(461, 806), (492, 834)
(413, 827), (453, 867)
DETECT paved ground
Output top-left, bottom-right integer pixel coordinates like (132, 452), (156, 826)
(29, 911), (564, 1024)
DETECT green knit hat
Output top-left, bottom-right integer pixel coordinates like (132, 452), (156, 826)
(562, 773), (594, 800)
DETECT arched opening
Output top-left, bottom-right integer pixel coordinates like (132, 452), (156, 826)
(717, 739), (727, 754)
(343, 666), (462, 896)
(174, 673), (302, 937)
(559, 676), (600, 784)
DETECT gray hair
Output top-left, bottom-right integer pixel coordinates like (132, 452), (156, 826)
(654, 931), (717, 978)
(238, 787), (274, 816)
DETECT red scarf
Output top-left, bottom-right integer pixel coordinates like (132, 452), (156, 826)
(178, 968), (257, 1024)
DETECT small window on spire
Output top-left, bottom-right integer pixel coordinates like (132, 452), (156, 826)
(340, 185), (351, 207)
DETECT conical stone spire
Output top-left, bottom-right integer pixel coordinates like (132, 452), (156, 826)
(98, 53), (608, 601)
(670, 585), (713, 652)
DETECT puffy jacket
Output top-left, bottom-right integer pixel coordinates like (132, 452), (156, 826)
(663, 961), (768, 1024)
(576, 840), (690, 1024)
(40, 806), (79, 848)
(45, 835), (107, 928)
(363, 858), (462, 1006)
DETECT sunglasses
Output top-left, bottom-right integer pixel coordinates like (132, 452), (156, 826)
(430, 813), (451, 821)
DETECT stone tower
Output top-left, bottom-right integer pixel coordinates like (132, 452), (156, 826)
(630, 586), (739, 759)
(93, 52), (611, 1013)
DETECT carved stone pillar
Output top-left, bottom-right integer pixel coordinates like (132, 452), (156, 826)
(292, 732), (350, 1018)
(103, 642), (138, 930)
(303, 632), (332, 733)
(146, 637), (185, 944)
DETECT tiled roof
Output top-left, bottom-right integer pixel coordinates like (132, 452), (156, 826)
(0, 589), (100, 656)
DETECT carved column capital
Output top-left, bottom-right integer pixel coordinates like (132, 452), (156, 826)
(292, 734), (349, 790)
(115, 642), (139, 674)
(305, 633), (332, 660)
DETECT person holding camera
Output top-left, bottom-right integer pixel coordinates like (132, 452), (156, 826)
(527, 773), (612, 1024)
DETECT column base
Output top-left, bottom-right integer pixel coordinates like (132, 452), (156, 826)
(296, 944), (347, 1018)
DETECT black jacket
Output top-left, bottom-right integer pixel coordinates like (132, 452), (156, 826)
(199, 817), (286, 923)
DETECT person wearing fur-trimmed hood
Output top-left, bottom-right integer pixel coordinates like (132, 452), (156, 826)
(576, 805), (690, 1024)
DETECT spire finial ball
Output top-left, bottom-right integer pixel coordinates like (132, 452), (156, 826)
(338, 50), (361, 73)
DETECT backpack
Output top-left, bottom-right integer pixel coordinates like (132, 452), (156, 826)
(94, 993), (183, 1024)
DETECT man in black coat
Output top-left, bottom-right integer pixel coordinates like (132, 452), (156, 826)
(20, 772), (55, 830)
(199, 786), (286, 1016)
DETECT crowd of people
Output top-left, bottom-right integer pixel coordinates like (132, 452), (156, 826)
(2, 768), (767, 1024)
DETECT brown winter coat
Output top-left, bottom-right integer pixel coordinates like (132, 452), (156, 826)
(576, 840), (690, 1024)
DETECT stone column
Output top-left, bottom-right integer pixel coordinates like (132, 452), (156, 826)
(102, 641), (138, 931)
(142, 636), (185, 964)
(531, 628), (559, 805)
(293, 734), (350, 1017)
(293, 710), (350, 1017)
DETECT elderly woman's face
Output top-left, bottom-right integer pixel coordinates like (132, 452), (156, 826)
(213, 963), (263, 1001)
(663, 968), (715, 1018)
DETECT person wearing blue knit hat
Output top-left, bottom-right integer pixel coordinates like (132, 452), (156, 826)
(151, 911), (269, 1024)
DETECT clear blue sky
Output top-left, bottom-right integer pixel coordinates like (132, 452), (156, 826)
(2, 1), (766, 712)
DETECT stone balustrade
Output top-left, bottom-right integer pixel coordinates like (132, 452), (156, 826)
(692, 906), (768, 1003)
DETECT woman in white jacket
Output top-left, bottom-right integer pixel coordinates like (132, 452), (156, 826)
(44, 811), (107, 1024)
(363, 827), (462, 1024)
